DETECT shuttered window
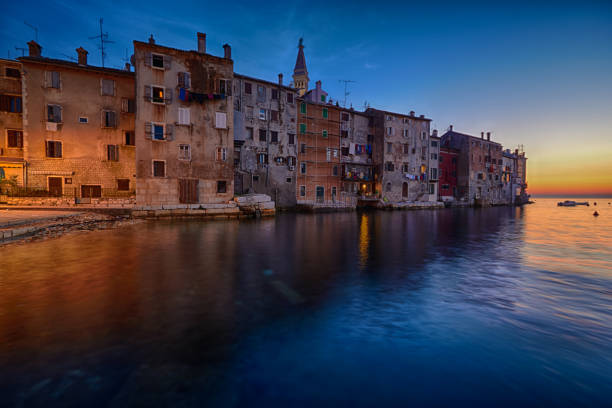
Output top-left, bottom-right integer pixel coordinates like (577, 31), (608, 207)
(121, 98), (135, 113)
(299, 123), (306, 134)
(288, 133), (295, 145)
(153, 160), (165, 177)
(300, 102), (306, 114)
(215, 112), (227, 129)
(152, 86), (164, 103)
(179, 144), (191, 160)
(244, 82), (252, 94)
(117, 179), (130, 191)
(46, 141), (62, 158)
(107, 144), (119, 161)
(153, 124), (164, 140)
(47, 104), (62, 122)
(178, 108), (190, 125)
(45, 71), (60, 88)
(322, 130), (328, 138)
(7, 130), (23, 148)
(322, 108), (328, 118)
(259, 129), (266, 142)
(270, 131), (278, 143)
(217, 181), (227, 193)
(101, 79), (115, 96)
(102, 110), (117, 128)
(178, 72), (191, 88)
(287, 93), (294, 104)
(125, 131), (135, 146)
(216, 147), (227, 161)
(0, 95), (22, 112)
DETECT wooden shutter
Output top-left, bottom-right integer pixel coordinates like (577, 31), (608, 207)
(215, 112), (227, 129)
(144, 122), (152, 140)
(110, 111), (117, 128)
(165, 124), (174, 141)
(44, 71), (51, 87)
(163, 55), (171, 70)
(165, 88), (173, 105)
(185, 72), (191, 89)
(144, 52), (152, 67)
(121, 98), (128, 113)
(54, 105), (62, 122)
(144, 85), (151, 101)
(178, 72), (185, 87)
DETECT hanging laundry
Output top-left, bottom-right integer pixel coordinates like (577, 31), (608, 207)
(349, 143), (355, 155)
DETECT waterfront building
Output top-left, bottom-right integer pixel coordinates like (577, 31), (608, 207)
(232, 73), (298, 208)
(428, 132), (440, 201)
(440, 127), (504, 205)
(339, 107), (378, 199)
(0, 59), (24, 186)
(439, 145), (459, 201)
(366, 108), (431, 203)
(19, 41), (136, 198)
(133, 33), (234, 205)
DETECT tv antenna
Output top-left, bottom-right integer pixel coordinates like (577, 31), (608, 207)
(61, 53), (77, 62)
(89, 18), (114, 67)
(338, 79), (356, 108)
(15, 46), (26, 57)
(24, 21), (39, 42)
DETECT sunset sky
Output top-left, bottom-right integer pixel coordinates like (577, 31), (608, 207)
(2, 0), (611, 196)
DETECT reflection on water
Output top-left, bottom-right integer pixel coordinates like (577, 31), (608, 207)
(0, 198), (611, 407)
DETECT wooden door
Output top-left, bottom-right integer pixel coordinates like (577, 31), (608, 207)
(179, 179), (199, 204)
(48, 177), (62, 196)
(402, 182), (408, 198)
(316, 186), (324, 203)
(81, 185), (102, 198)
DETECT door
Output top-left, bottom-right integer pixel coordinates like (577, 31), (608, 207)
(402, 182), (408, 198)
(81, 185), (102, 198)
(316, 186), (324, 203)
(331, 186), (337, 202)
(234, 173), (243, 195)
(179, 179), (199, 204)
(48, 177), (62, 196)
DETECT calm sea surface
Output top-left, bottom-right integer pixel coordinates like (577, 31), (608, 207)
(1, 198), (611, 407)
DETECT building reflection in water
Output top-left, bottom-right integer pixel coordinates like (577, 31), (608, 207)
(358, 213), (370, 269)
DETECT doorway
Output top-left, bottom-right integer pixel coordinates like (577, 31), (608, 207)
(48, 177), (62, 196)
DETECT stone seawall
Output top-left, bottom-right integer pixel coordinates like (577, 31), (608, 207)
(1, 196), (136, 208)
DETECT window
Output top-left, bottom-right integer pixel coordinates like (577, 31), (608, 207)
(153, 124), (165, 140)
(403, 144), (409, 154)
(431, 168), (438, 179)
(215, 112), (227, 129)
(322, 130), (328, 138)
(300, 102), (306, 114)
(47, 104), (62, 123)
(271, 89), (279, 100)
(177, 72), (191, 88)
(121, 98), (136, 113)
(270, 110), (279, 121)
(5, 68), (20, 78)
(79, 117), (88, 124)
(259, 108), (266, 120)
(178, 107), (190, 125)
(153, 160), (165, 177)
(286, 177), (292, 183)
(288, 156), (297, 167)
(152, 54), (164, 69)
(431, 140), (438, 147)
(45, 71), (60, 88)
(246, 127), (254, 139)
(288, 133), (295, 145)
(219, 79), (230, 95)
(403, 129), (409, 137)
(402, 163), (409, 173)
(367, 134), (374, 143)
(0, 95), (22, 113)
(246, 106), (254, 119)
(386, 127), (393, 136)
(179, 144), (191, 160)
(341, 147), (349, 156)
(253, 175), (260, 182)
(257, 85), (265, 99)
(287, 93), (294, 103)
(422, 131), (427, 140)
(46, 141), (62, 158)
(125, 131), (135, 146)
(385, 182), (392, 192)
(429, 183), (435, 194)
(270, 131), (278, 143)
(259, 129), (267, 142)
(245, 82), (252, 94)
(386, 115), (393, 121)
(102, 110), (117, 128)
(385, 162), (394, 171)
(216, 181), (227, 193)
(333, 165), (338, 176)
(431, 153), (438, 160)
(322, 108), (328, 118)
(478, 173), (484, 180)
(257, 153), (268, 164)
(216, 147), (228, 161)
(300, 162), (306, 174)
(300, 143), (306, 154)
(7, 130), (23, 148)
(326, 148), (332, 161)
(341, 130), (348, 138)
(341, 112), (349, 121)
(386, 143), (392, 154)
(107, 144), (119, 161)
(101, 79), (115, 96)
(300, 185), (306, 197)
(320, 94), (326, 102)
(152, 86), (165, 104)
(117, 179), (130, 191)
(299, 123), (306, 134)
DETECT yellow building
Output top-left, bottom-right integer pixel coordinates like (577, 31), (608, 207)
(0, 58), (25, 187)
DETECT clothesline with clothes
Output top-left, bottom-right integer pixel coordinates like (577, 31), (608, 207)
(348, 143), (372, 155)
(179, 88), (227, 103)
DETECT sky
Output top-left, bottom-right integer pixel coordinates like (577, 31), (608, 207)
(2, 0), (611, 196)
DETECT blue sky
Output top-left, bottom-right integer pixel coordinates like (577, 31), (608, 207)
(2, 0), (611, 193)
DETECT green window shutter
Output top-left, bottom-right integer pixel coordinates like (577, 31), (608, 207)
(323, 108), (328, 118)
(322, 130), (328, 138)
(300, 123), (306, 134)
(300, 102), (306, 114)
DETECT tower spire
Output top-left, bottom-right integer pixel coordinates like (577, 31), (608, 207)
(292, 38), (309, 96)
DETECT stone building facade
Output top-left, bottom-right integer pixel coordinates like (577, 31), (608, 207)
(19, 41), (136, 198)
(367, 108), (431, 203)
(440, 127), (504, 205)
(428, 134), (440, 201)
(296, 99), (343, 205)
(439, 146), (458, 201)
(232, 73), (298, 208)
(339, 108), (377, 198)
(134, 33), (234, 206)
(0, 58), (24, 186)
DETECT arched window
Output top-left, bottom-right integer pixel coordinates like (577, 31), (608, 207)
(385, 182), (392, 192)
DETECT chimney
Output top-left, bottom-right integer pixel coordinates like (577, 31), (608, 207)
(449, 125), (453, 131)
(316, 80), (322, 91)
(124, 63), (131, 71)
(486, 132), (491, 141)
(410, 110), (415, 116)
(197, 32), (206, 54)
(223, 44), (231, 59)
(433, 129), (438, 137)
(419, 114), (424, 118)
(27, 40), (42, 57)
(481, 131), (484, 139)
(148, 35), (155, 45)
(76, 47), (88, 65)
(278, 73), (283, 85)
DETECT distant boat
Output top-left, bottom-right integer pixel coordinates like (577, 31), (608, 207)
(557, 200), (589, 207)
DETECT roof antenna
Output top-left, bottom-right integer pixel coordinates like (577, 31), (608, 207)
(24, 21), (38, 42)
(61, 53), (77, 62)
(89, 18), (114, 67)
(338, 79), (356, 108)
(15, 46), (26, 57)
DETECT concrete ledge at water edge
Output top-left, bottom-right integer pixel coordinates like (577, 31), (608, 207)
(234, 194), (274, 205)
